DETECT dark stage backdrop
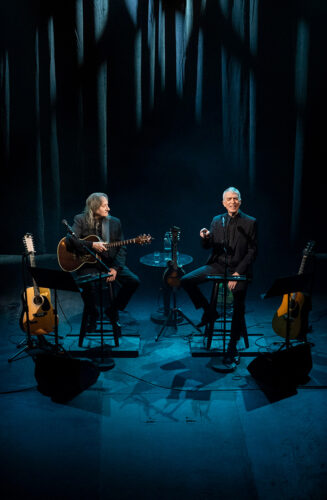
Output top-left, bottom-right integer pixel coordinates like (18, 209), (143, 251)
(0, 0), (326, 293)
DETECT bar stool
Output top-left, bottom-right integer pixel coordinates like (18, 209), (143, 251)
(78, 279), (120, 348)
(204, 275), (249, 351)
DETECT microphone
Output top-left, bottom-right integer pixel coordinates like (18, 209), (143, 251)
(62, 219), (77, 237)
(222, 216), (227, 254)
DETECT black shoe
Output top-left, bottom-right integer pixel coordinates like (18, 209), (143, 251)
(223, 351), (240, 368)
(212, 352), (239, 373)
(197, 309), (219, 327)
(113, 322), (122, 338)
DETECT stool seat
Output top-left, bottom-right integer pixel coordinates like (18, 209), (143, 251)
(205, 274), (247, 282)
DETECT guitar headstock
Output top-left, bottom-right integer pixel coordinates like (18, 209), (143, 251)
(23, 233), (36, 255)
(169, 226), (181, 242)
(136, 234), (153, 245)
(303, 240), (315, 257)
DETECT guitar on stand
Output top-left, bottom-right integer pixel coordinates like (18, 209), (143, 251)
(20, 233), (58, 335)
(163, 227), (185, 288)
(156, 227), (201, 341)
(272, 240), (315, 341)
(9, 233), (58, 362)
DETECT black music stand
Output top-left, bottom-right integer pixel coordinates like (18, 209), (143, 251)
(8, 252), (39, 362)
(29, 267), (115, 370)
(28, 267), (80, 351)
(262, 273), (312, 348)
(204, 274), (247, 351)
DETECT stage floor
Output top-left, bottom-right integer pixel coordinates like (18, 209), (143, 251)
(1, 288), (327, 499)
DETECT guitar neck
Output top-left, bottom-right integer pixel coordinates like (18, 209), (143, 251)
(104, 238), (138, 249)
(171, 242), (178, 269)
(298, 255), (307, 275)
(28, 253), (41, 297)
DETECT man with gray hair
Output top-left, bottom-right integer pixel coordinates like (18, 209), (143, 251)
(180, 187), (257, 370)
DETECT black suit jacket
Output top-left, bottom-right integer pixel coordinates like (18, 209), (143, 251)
(67, 213), (126, 271)
(203, 210), (257, 276)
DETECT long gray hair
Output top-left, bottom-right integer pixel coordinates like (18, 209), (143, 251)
(84, 192), (108, 230)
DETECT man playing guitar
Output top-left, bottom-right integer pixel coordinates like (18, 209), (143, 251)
(66, 192), (140, 332)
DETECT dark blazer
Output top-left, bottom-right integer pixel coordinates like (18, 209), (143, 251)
(203, 210), (257, 276)
(67, 213), (127, 270)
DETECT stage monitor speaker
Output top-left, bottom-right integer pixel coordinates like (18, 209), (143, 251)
(33, 352), (100, 403)
(247, 343), (312, 388)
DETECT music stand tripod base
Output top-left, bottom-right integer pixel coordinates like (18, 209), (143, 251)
(155, 288), (202, 342)
(151, 310), (184, 326)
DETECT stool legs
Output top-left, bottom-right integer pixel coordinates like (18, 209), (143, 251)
(78, 282), (120, 348)
(204, 280), (249, 352)
(205, 282), (220, 350)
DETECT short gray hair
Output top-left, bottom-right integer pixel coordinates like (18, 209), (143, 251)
(222, 187), (241, 201)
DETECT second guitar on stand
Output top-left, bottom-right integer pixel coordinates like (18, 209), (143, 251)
(162, 226), (185, 288)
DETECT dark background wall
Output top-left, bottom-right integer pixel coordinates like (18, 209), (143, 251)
(0, 0), (326, 295)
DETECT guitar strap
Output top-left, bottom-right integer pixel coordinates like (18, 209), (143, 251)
(102, 216), (110, 243)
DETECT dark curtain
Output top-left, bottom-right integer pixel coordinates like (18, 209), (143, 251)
(0, 0), (326, 289)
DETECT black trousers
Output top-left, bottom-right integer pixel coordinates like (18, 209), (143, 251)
(180, 263), (247, 348)
(80, 265), (140, 317)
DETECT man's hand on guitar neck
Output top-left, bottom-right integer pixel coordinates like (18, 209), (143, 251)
(92, 241), (107, 253)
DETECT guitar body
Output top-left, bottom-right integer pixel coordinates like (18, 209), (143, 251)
(20, 286), (58, 335)
(271, 241), (315, 340)
(21, 233), (59, 335)
(272, 292), (305, 339)
(57, 233), (152, 272)
(162, 227), (184, 288)
(163, 264), (185, 288)
(57, 235), (99, 272)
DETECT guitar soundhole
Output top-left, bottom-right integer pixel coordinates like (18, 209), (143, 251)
(33, 296), (43, 306)
(33, 295), (51, 311)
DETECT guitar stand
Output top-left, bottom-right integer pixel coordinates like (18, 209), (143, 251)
(155, 288), (202, 342)
(8, 252), (40, 363)
(8, 339), (34, 363)
(263, 273), (312, 351)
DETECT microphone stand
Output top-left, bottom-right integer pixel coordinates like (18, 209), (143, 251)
(64, 222), (115, 371)
(222, 216), (229, 354)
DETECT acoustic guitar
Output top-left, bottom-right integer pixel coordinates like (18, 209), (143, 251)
(163, 226), (185, 288)
(272, 240), (315, 339)
(20, 233), (58, 335)
(57, 233), (152, 272)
